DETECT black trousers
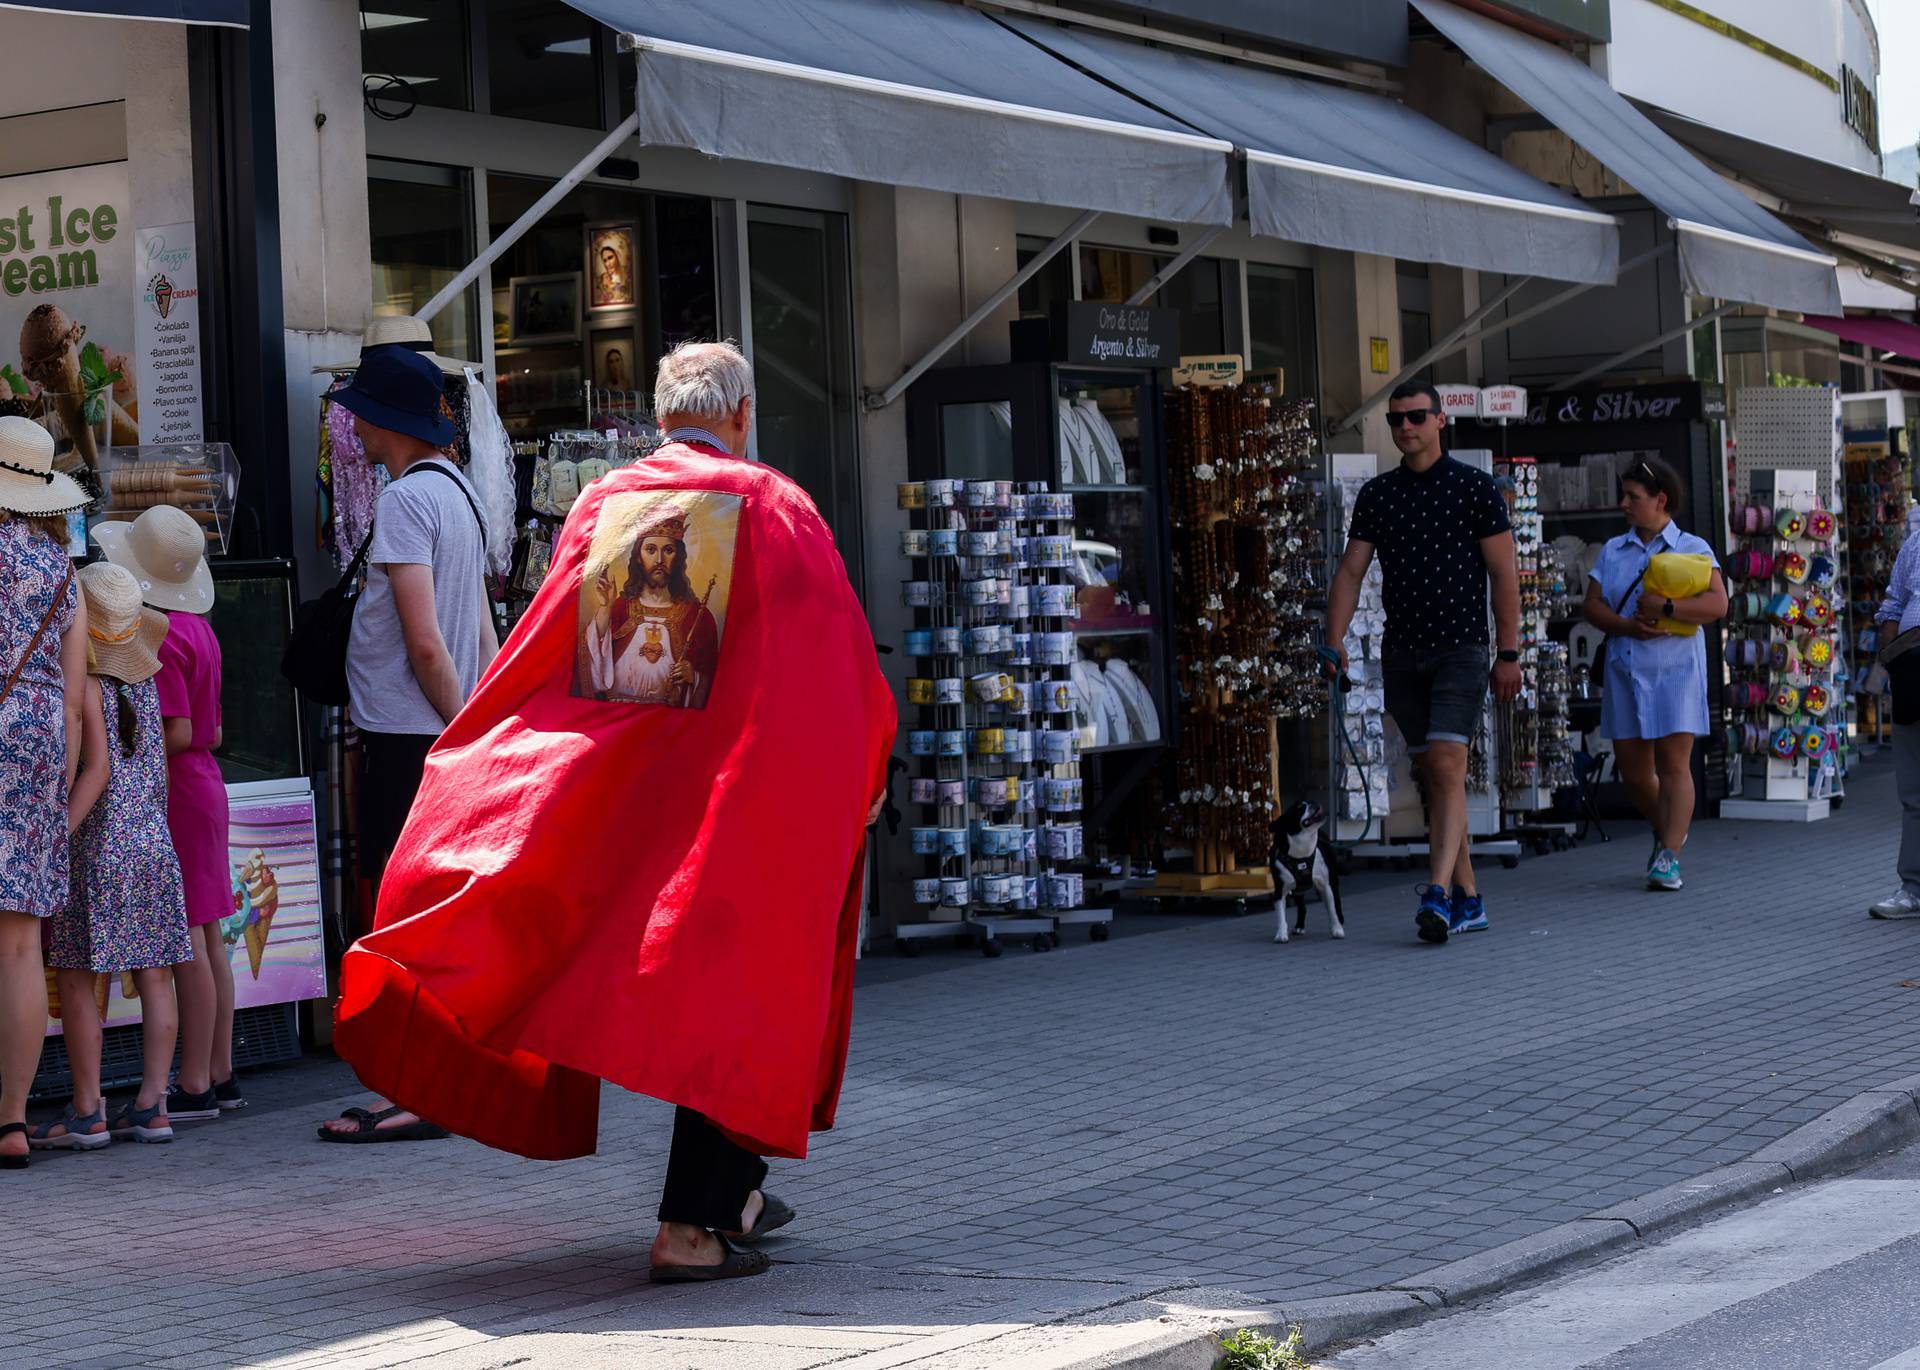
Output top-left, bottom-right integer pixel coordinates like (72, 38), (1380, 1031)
(358, 729), (437, 882)
(657, 1107), (768, 1229)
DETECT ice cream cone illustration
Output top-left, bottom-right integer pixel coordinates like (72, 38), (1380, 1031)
(120, 972), (137, 1000)
(238, 849), (279, 979)
(19, 303), (95, 470)
(91, 973), (110, 1017)
(150, 274), (174, 320)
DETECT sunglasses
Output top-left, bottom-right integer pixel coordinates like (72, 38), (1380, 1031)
(1384, 409), (1437, 428)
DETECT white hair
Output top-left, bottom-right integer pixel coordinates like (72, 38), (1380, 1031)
(653, 340), (754, 424)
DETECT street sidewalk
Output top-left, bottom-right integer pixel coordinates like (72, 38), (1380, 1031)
(9, 760), (1920, 1369)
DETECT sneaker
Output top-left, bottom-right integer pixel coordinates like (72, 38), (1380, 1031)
(1648, 849), (1683, 891)
(1870, 889), (1920, 920)
(165, 1087), (220, 1122)
(1449, 887), (1489, 933)
(1415, 885), (1452, 944)
(213, 1076), (248, 1112)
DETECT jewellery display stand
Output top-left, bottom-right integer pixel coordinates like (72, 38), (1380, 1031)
(1492, 454), (1576, 843)
(1721, 468), (1838, 822)
(1840, 391), (1914, 754)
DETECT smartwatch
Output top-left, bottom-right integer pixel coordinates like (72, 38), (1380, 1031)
(1495, 649), (1520, 663)
(1663, 598), (1676, 620)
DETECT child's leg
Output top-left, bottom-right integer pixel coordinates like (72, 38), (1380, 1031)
(131, 967), (178, 1113)
(173, 929), (216, 1095)
(203, 923), (236, 1085)
(53, 968), (104, 1114)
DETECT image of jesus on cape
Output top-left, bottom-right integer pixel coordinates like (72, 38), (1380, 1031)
(583, 501), (720, 709)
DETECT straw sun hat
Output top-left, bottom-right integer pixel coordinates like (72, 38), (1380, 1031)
(319, 314), (472, 376)
(79, 562), (168, 685)
(92, 503), (215, 614)
(0, 414), (89, 517)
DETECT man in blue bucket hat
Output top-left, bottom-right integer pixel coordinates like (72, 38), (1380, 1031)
(317, 340), (496, 1144)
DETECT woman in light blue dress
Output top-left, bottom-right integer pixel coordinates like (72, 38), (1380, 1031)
(1582, 456), (1727, 892)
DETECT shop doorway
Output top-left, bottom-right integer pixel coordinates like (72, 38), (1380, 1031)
(746, 204), (862, 593)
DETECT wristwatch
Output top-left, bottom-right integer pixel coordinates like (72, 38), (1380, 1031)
(1663, 598), (1676, 620)
(1495, 649), (1520, 663)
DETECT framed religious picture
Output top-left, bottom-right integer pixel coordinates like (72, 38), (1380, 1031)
(508, 272), (582, 346)
(574, 489), (742, 711)
(590, 326), (638, 392)
(587, 223), (638, 312)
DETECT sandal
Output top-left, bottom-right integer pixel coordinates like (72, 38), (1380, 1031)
(30, 1104), (112, 1152)
(108, 1101), (174, 1145)
(734, 1192), (796, 1244)
(315, 1104), (449, 1144)
(1, 1121), (27, 1170)
(649, 1235), (771, 1284)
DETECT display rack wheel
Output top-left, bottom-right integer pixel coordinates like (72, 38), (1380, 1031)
(1501, 855), (1520, 870)
(1031, 935), (1051, 952)
(1089, 922), (1110, 942)
(897, 940), (920, 958)
(1234, 899), (1249, 915)
(980, 938), (1002, 959)
(1554, 834), (1573, 852)
(1832, 796), (1846, 811)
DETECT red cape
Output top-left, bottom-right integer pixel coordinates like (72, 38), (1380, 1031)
(333, 446), (896, 1160)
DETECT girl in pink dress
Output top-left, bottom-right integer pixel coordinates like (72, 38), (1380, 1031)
(94, 505), (238, 1121)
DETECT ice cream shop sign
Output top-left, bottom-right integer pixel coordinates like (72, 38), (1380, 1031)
(0, 195), (116, 296)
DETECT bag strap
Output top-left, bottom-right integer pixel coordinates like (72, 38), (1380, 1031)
(405, 460), (487, 544)
(0, 561), (74, 713)
(1609, 566), (1648, 619)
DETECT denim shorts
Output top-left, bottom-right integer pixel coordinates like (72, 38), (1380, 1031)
(1382, 645), (1490, 753)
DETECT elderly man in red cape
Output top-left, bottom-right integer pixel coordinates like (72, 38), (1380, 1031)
(332, 341), (895, 1284)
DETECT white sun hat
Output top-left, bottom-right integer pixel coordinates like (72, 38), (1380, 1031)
(0, 415), (89, 517)
(91, 503), (214, 614)
(318, 314), (472, 376)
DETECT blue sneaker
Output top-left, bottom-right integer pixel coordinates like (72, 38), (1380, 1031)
(1449, 886), (1489, 933)
(1415, 885), (1452, 944)
(1648, 849), (1683, 891)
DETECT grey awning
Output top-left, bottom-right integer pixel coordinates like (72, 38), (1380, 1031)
(1001, 15), (1618, 284)
(1647, 109), (1920, 255)
(0, 0), (246, 21)
(566, 0), (1233, 226)
(1412, 0), (1841, 314)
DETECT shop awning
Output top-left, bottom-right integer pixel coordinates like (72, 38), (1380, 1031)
(999, 14), (1618, 285)
(0, 1), (247, 22)
(1646, 110), (1920, 256)
(1803, 314), (1920, 364)
(1411, 0), (1842, 315)
(564, 0), (1233, 226)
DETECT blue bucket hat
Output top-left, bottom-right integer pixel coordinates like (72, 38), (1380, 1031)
(332, 345), (455, 446)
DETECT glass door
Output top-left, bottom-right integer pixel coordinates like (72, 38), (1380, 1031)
(746, 204), (862, 592)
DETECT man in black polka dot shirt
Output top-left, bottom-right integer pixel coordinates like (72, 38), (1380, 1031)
(1327, 381), (1522, 946)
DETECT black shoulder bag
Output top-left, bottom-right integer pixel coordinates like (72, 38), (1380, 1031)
(279, 462), (488, 707)
(1588, 566), (1648, 690)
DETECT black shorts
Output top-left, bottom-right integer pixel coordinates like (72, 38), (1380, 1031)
(1383, 645), (1490, 753)
(358, 729), (437, 882)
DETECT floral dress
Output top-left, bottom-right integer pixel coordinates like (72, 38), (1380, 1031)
(0, 516), (77, 918)
(48, 678), (192, 973)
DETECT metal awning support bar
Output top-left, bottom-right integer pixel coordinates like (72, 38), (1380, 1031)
(1551, 301), (1739, 392)
(419, 110), (642, 324)
(864, 209), (1100, 412)
(1334, 275), (1535, 433)
(1332, 242), (1673, 433)
(1124, 224), (1226, 306)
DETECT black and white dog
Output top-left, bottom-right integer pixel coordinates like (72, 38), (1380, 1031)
(1269, 799), (1345, 944)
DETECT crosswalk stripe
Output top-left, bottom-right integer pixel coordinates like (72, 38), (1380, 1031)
(1866, 1348), (1920, 1370)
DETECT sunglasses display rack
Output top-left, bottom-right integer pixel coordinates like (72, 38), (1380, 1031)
(1842, 426), (1912, 752)
(1493, 457), (1575, 818)
(1720, 468), (1844, 819)
(894, 478), (1103, 956)
(1330, 468), (1392, 841)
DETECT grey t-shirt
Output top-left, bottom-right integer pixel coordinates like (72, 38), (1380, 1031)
(347, 458), (490, 736)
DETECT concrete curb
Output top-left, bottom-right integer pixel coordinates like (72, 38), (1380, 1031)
(1067, 1079), (1920, 1368)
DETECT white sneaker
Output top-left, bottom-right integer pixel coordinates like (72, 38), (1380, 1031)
(1869, 889), (1920, 920)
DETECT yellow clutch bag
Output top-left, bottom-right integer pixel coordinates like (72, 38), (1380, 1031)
(1644, 552), (1714, 636)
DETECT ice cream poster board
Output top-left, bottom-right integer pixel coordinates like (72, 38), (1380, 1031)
(44, 778), (325, 1037)
(0, 163), (138, 469)
(132, 221), (202, 442)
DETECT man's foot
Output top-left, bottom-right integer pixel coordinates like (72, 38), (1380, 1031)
(1870, 889), (1920, 919)
(648, 1225), (770, 1283)
(164, 1086), (220, 1122)
(1415, 885), (1451, 944)
(1648, 849), (1683, 891)
(1449, 887), (1488, 933)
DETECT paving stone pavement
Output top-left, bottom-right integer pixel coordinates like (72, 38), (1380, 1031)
(7, 759), (1920, 1369)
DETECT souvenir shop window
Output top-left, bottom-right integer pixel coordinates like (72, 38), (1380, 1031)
(748, 206), (862, 586)
(1249, 262), (1319, 406)
(369, 158), (481, 364)
(360, 0), (472, 115)
(485, 0), (603, 128)
(1078, 246), (1229, 357)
